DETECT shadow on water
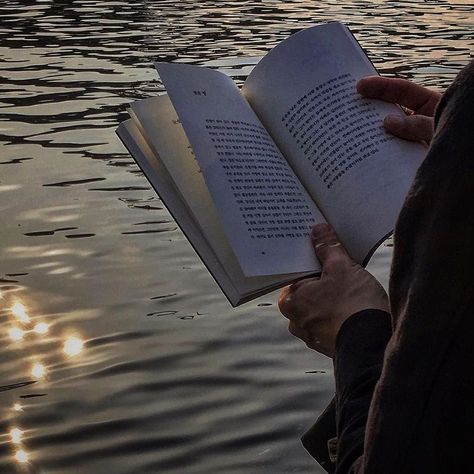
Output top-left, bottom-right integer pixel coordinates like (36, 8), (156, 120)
(0, 381), (36, 393)
(0, 0), (472, 472)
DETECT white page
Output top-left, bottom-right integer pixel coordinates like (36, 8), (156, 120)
(117, 115), (314, 305)
(130, 95), (312, 286)
(154, 62), (327, 276)
(243, 22), (425, 264)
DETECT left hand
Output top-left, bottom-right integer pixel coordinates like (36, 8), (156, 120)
(278, 223), (389, 357)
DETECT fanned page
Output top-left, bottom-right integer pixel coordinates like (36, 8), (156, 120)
(154, 62), (327, 276)
(243, 22), (426, 265)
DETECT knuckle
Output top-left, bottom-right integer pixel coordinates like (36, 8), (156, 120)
(277, 286), (291, 310)
(278, 297), (291, 317)
(277, 295), (285, 312)
(325, 255), (350, 272)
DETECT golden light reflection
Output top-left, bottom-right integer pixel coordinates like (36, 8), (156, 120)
(8, 327), (24, 342)
(10, 428), (23, 444)
(33, 322), (49, 335)
(2, 295), (89, 471)
(63, 336), (83, 357)
(14, 449), (28, 464)
(31, 362), (46, 379)
(11, 302), (30, 323)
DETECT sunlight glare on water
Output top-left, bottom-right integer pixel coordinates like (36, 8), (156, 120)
(33, 322), (49, 335)
(10, 303), (30, 324)
(8, 327), (25, 342)
(14, 450), (28, 464)
(31, 363), (46, 380)
(10, 428), (23, 445)
(63, 336), (84, 357)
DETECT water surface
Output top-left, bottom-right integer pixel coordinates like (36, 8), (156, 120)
(0, 1), (472, 472)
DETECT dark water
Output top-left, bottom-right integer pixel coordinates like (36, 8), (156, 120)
(0, 1), (472, 472)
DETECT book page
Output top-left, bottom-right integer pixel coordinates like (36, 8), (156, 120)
(118, 109), (314, 306)
(154, 62), (327, 276)
(243, 22), (425, 264)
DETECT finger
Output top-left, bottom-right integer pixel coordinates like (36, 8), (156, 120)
(280, 278), (324, 329)
(384, 114), (434, 143)
(288, 320), (306, 340)
(278, 285), (294, 319)
(311, 223), (354, 274)
(357, 76), (441, 116)
(289, 321), (324, 351)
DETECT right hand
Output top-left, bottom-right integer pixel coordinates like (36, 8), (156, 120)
(357, 76), (442, 144)
(278, 224), (389, 358)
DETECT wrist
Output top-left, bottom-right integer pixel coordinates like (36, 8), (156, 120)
(335, 309), (392, 356)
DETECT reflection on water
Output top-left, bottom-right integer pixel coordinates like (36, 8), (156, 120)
(11, 303), (30, 324)
(1, 293), (87, 470)
(14, 449), (28, 464)
(63, 336), (84, 357)
(0, 0), (472, 473)
(30, 363), (46, 380)
(33, 323), (49, 336)
(8, 327), (25, 342)
(10, 428), (23, 445)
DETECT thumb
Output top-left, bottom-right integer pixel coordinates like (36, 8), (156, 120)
(384, 114), (434, 143)
(311, 223), (354, 273)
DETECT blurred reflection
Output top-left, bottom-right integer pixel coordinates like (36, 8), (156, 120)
(31, 363), (46, 379)
(10, 428), (23, 444)
(33, 322), (49, 335)
(63, 336), (83, 357)
(14, 449), (28, 464)
(8, 327), (24, 342)
(2, 299), (88, 469)
(11, 302), (30, 323)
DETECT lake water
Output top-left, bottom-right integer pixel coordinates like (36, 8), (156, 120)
(0, 1), (472, 472)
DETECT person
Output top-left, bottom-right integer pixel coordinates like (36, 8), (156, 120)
(278, 59), (474, 473)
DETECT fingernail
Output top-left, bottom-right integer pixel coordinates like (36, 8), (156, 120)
(312, 223), (330, 238)
(384, 114), (404, 128)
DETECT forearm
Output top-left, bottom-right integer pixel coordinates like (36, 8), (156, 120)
(301, 309), (392, 473)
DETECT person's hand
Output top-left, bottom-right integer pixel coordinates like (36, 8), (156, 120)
(278, 223), (389, 358)
(357, 76), (442, 144)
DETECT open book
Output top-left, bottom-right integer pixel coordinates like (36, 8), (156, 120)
(116, 21), (425, 306)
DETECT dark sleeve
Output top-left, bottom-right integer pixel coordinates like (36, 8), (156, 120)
(301, 309), (392, 473)
(334, 309), (392, 473)
(301, 397), (337, 473)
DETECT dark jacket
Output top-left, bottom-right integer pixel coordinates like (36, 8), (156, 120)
(303, 58), (474, 473)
